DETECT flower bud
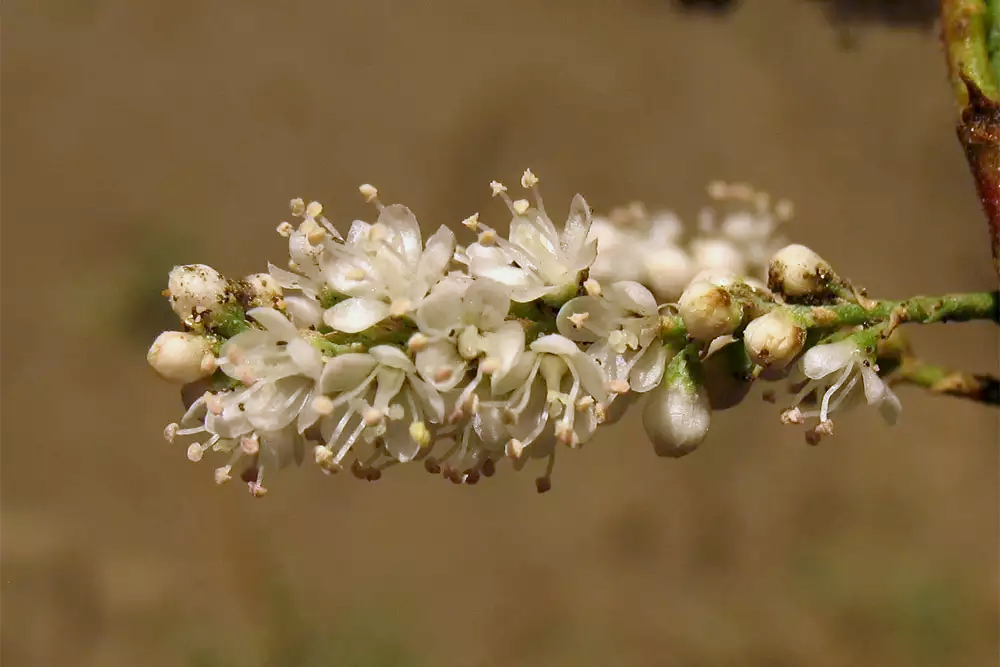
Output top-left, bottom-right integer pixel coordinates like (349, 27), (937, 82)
(644, 246), (694, 299)
(240, 272), (283, 309)
(742, 309), (805, 369)
(642, 350), (711, 457)
(690, 238), (747, 277)
(147, 331), (214, 383)
(167, 264), (229, 325)
(678, 279), (743, 341)
(766, 244), (836, 299)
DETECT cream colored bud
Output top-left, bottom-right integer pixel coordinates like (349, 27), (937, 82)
(642, 383), (711, 458)
(743, 310), (805, 368)
(678, 279), (743, 341)
(767, 244), (836, 298)
(241, 272), (283, 308)
(147, 331), (215, 383)
(167, 264), (229, 325)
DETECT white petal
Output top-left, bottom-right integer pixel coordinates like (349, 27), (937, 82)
(408, 374), (445, 423)
(370, 345), (416, 373)
(606, 281), (658, 316)
(345, 220), (371, 246)
(248, 378), (310, 432)
(463, 279), (511, 331)
(258, 427), (303, 470)
(878, 389), (902, 425)
(472, 408), (509, 451)
(287, 338), (323, 379)
(630, 345), (669, 393)
(510, 282), (555, 303)
(320, 353), (378, 393)
(530, 334), (580, 357)
(415, 281), (465, 335)
(569, 351), (610, 404)
(384, 415), (421, 463)
(378, 204), (422, 267)
(491, 349), (538, 396)
(323, 298), (390, 334)
(861, 366), (886, 405)
(268, 263), (307, 290)
(561, 194), (593, 257)
(415, 340), (467, 391)
(481, 321), (525, 377)
(417, 225), (455, 286)
(283, 296), (323, 329)
(247, 307), (298, 340)
(802, 340), (858, 380)
(555, 296), (612, 342)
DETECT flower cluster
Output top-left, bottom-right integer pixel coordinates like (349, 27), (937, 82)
(587, 181), (793, 300)
(148, 172), (902, 496)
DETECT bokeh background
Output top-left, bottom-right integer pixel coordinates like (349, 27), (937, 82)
(3, 1), (998, 665)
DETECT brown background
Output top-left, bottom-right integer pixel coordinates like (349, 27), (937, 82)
(2, 1), (998, 665)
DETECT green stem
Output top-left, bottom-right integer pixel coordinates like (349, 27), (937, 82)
(942, 0), (998, 104)
(792, 291), (1000, 328)
(893, 357), (1000, 405)
(941, 0), (1000, 279)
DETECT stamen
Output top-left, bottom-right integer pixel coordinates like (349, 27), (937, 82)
(214, 465), (232, 485)
(462, 213), (480, 230)
(241, 434), (260, 455)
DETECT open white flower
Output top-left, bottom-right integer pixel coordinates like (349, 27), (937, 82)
(556, 281), (668, 395)
(460, 175), (597, 303)
(498, 334), (609, 451)
(786, 338), (901, 428)
(321, 205), (456, 333)
(311, 345), (445, 469)
(414, 277), (525, 391)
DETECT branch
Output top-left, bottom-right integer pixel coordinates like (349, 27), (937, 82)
(892, 356), (1000, 405)
(941, 0), (1000, 279)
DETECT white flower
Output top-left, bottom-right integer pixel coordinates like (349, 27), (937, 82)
(498, 334), (609, 453)
(414, 278), (525, 391)
(321, 205), (455, 333)
(461, 178), (597, 302)
(312, 345), (445, 468)
(786, 339), (901, 429)
(556, 281), (668, 395)
(207, 307), (325, 439)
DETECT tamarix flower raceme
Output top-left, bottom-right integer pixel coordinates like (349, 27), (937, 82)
(147, 172), (999, 496)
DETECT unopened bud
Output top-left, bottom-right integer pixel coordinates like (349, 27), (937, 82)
(767, 244), (837, 299)
(147, 331), (215, 383)
(743, 309), (806, 369)
(167, 264), (229, 325)
(241, 272), (283, 309)
(678, 279), (743, 341)
(642, 350), (711, 457)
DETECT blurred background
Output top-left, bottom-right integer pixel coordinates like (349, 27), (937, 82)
(2, 1), (998, 665)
